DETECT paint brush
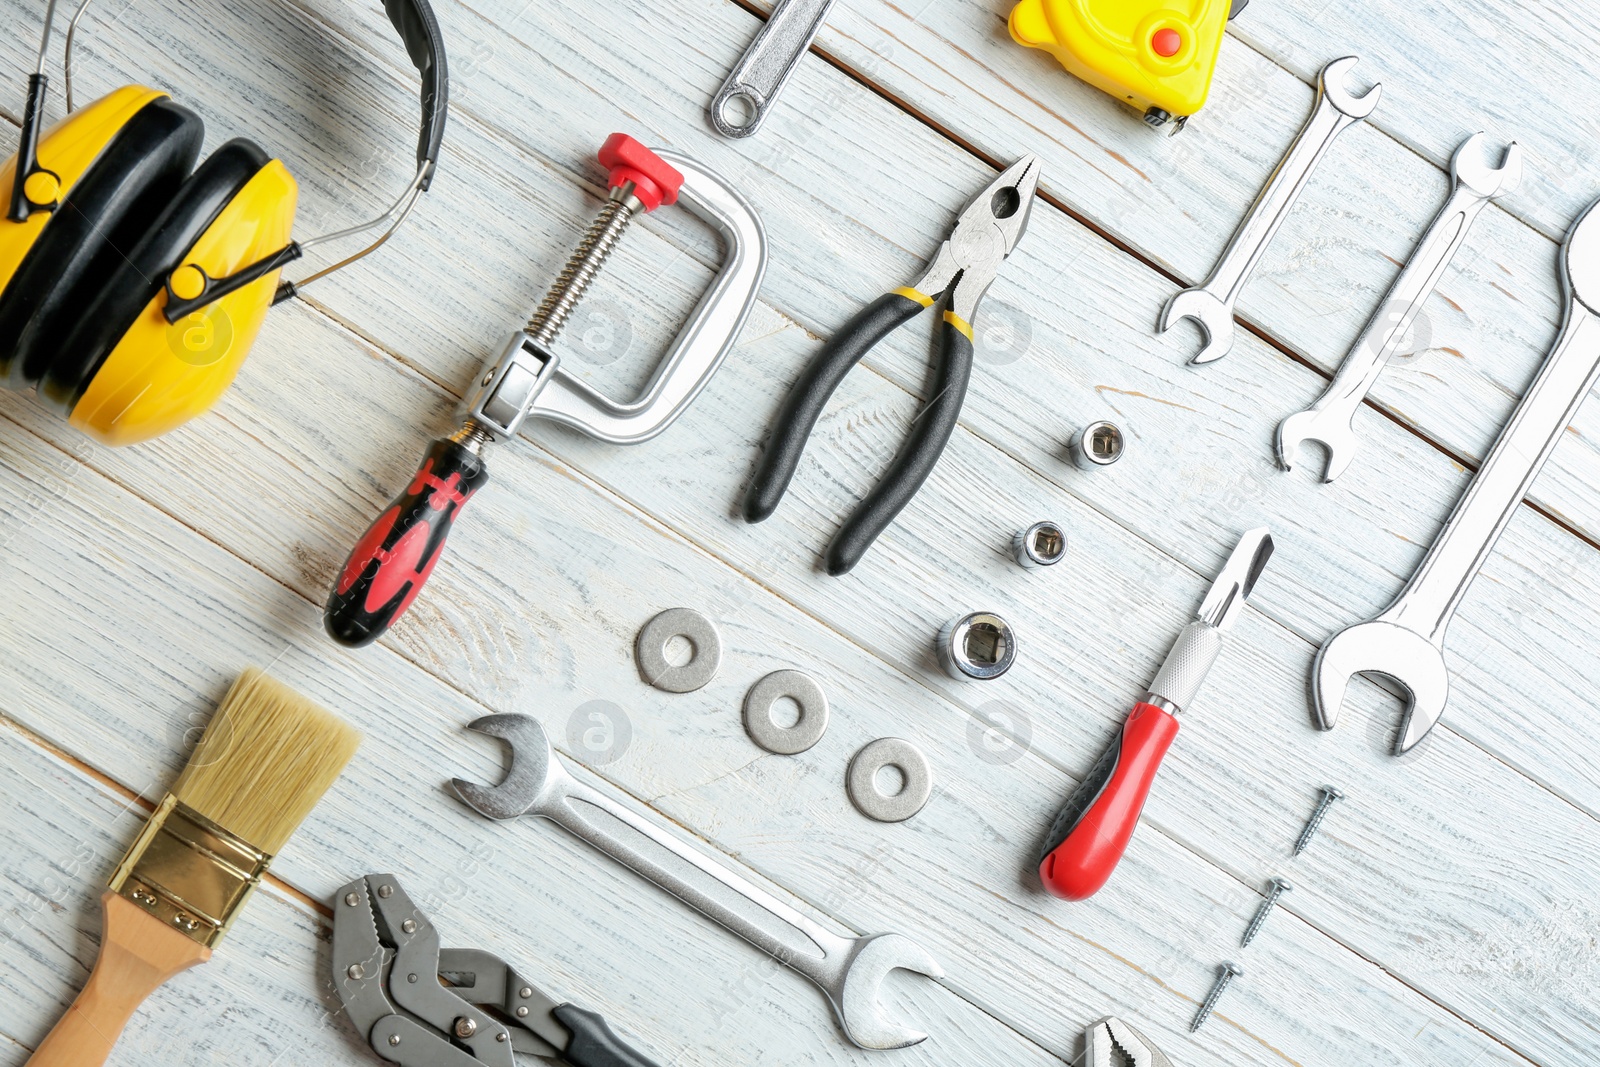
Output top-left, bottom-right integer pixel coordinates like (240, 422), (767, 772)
(27, 668), (361, 1067)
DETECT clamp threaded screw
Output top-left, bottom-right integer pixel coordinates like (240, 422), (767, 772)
(1294, 785), (1346, 856)
(1240, 877), (1292, 947)
(1191, 961), (1242, 1033)
(526, 188), (638, 345)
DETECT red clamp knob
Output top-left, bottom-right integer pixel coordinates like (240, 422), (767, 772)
(598, 133), (684, 212)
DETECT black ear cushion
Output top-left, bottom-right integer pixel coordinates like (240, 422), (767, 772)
(0, 98), (203, 389)
(43, 137), (270, 409)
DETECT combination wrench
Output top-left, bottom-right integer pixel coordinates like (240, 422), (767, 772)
(710, 0), (836, 138)
(1278, 133), (1524, 480)
(1161, 57), (1382, 364)
(1315, 194), (1600, 754)
(450, 714), (944, 1049)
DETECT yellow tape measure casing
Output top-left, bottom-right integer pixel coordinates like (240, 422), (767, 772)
(1008, 0), (1234, 123)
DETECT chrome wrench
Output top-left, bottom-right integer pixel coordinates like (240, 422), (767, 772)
(710, 0), (836, 138)
(1278, 133), (1524, 480)
(1161, 57), (1382, 364)
(450, 714), (944, 1049)
(1315, 194), (1600, 753)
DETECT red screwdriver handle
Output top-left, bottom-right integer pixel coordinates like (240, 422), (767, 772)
(324, 438), (489, 647)
(1037, 703), (1180, 900)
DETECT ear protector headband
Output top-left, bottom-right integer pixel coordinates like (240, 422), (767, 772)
(0, 0), (449, 445)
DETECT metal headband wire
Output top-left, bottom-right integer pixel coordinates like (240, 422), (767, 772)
(54, 0), (432, 294)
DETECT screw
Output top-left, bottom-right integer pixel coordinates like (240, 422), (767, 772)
(1294, 785), (1346, 855)
(454, 1017), (477, 1039)
(1240, 877), (1292, 947)
(1191, 961), (1242, 1032)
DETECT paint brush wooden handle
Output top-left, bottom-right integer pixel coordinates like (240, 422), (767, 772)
(27, 892), (211, 1067)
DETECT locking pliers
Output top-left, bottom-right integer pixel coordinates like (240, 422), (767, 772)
(333, 874), (661, 1067)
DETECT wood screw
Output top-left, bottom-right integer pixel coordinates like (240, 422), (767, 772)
(1294, 785), (1345, 855)
(1191, 961), (1242, 1032)
(1240, 877), (1292, 947)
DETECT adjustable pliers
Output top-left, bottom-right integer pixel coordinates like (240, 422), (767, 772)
(743, 155), (1042, 574)
(333, 874), (661, 1066)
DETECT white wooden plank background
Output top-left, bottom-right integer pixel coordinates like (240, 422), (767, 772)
(1, 0), (1597, 1063)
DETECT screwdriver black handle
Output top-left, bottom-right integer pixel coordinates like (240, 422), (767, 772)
(554, 1004), (664, 1067)
(324, 437), (488, 647)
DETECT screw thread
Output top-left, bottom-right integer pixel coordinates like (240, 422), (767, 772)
(1190, 966), (1239, 1032)
(527, 196), (635, 345)
(1240, 883), (1287, 947)
(1294, 792), (1339, 855)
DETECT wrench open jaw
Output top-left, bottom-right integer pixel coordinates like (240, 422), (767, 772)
(451, 713), (944, 1050)
(1313, 619), (1450, 754)
(1161, 56), (1381, 365)
(1277, 134), (1525, 481)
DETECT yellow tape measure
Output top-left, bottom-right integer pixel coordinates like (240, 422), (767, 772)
(1009, 0), (1246, 130)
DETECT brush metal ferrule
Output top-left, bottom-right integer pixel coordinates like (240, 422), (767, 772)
(107, 795), (273, 948)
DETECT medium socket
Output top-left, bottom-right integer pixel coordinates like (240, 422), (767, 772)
(937, 612), (1017, 680)
(1072, 421), (1125, 470)
(1013, 521), (1066, 569)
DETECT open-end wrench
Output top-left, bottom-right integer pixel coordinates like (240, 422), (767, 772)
(1161, 57), (1382, 364)
(449, 714), (944, 1049)
(1315, 194), (1600, 754)
(1278, 134), (1524, 480)
(709, 0), (837, 138)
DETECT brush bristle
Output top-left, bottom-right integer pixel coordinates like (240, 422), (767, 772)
(171, 668), (362, 855)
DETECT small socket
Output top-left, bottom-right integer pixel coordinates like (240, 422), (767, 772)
(1072, 421), (1125, 471)
(937, 612), (1017, 680)
(1013, 521), (1067, 569)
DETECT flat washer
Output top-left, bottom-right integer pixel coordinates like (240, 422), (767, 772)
(636, 608), (722, 693)
(847, 737), (932, 823)
(743, 670), (829, 754)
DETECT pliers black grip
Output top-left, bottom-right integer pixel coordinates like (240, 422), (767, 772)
(741, 155), (1040, 574)
(744, 288), (975, 575)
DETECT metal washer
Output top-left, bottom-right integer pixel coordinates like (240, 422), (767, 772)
(847, 738), (932, 823)
(743, 670), (829, 755)
(636, 608), (722, 693)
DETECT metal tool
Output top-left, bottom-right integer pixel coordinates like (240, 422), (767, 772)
(1071, 420), (1125, 470)
(1085, 1016), (1174, 1067)
(1014, 521), (1066, 569)
(710, 0), (837, 138)
(636, 608), (723, 693)
(743, 157), (1041, 574)
(324, 135), (767, 647)
(937, 611), (1018, 680)
(1278, 134), (1524, 480)
(1239, 876), (1291, 947)
(451, 714), (944, 1049)
(1293, 785), (1344, 855)
(333, 873), (663, 1067)
(744, 669), (830, 754)
(847, 738), (933, 823)
(1038, 528), (1273, 900)
(1190, 961), (1242, 1032)
(1161, 57), (1381, 364)
(1315, 194), (1600, 754)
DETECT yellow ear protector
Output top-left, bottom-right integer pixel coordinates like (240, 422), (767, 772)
(0, 0), (448, 445)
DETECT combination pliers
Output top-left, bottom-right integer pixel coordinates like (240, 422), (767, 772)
(333, 874), (661, 1067)
(743, 155), (1042, 574)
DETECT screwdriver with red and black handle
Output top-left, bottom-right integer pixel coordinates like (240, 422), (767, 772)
(1038, 527), (1274, 900)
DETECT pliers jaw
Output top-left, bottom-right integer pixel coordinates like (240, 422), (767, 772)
(911, 154), (1042, 326)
